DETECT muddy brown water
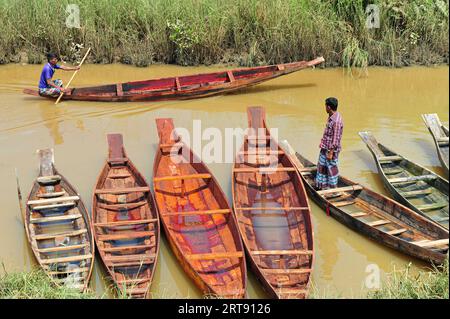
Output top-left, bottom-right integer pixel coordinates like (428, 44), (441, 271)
(0, 64), (448, 298)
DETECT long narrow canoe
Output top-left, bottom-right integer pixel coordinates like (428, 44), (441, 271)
(359, 131), (449, 230)
(92, 134), (160, 298)
(26, 149), (94, 292)
(421, 113), (449, 176)
(232, 107), (314, 299)
(280, 141), (449, 265)
(153, 118), (246, 298)
(23, 57), (324, 102)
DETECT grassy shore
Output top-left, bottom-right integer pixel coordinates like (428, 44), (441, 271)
(0, 0), (448, 67)
(1, 259), (448, 298)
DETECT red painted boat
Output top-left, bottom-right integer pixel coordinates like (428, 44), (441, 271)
(23, 57), (324, 102)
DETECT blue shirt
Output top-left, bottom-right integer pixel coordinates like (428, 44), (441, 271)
(39, 63), (61, 89)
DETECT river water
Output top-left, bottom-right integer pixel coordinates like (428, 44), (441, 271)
(0, 63), (448, 298)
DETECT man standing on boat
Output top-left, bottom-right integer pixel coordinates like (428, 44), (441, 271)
(38, 53), (79, 97)
(315, 97), (344, 190)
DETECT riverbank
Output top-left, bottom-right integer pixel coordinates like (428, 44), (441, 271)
(0, 0), (448, 68)
(1, 258), (447, 298)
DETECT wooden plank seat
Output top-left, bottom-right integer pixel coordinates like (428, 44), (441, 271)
(261, 268), (311, 274)
(387, 228), (407, 236)
(350, 212), (368, 218)
(102, 244), (154, 253)
(107, 157), (129, 164)
(40, 254), (92, 264)
(37, 191), (66, 198)
(106, 261), (154, 268)
(388, 175), (437, 184)
(235, 206), (309, 211)
(436, 216), (449, 223)
(233, 167), (297, 173)
(317, 185), (363, 195)
(94, 186), (150, 195)
(153, 174), (212, 182)
(37, 175), (61, 185)
(33, 202), (76, 211)
(299, 166), (317, 172)
(126, 287), (150, 295)
(104, 253), (156, 263)
(400, 189), (433, 198)
(251, 249), (313, 256)
(437, 137), (449, 145)
(161, 209), (231, 217)
(97, 231), (155, 241)
(108, 172), (132, 179)
(47, 267), (90, 275)
(368, 220), (391, 227)
(116, 278), (151, 284)
(378, 155), (403, 163)
(413, 239), (449, 248)
(28, 196), (80, 206)
(416, 202), (448, 211)
(384, 168), (404, 175)
(34, 229), (87, 240)
(30, 213), (82, 223)
(97, 201), (148, 211)
(185, 251), (244, 260)
(333, 200), (356, 207)
(37, 243), (88, 253)
(52, 277), (84, 284)
(238, 150), (284, 155)
(94, 218), (158, 227)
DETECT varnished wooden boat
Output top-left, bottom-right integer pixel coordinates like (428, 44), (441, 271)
(232, 107), (314, 299)
(26, 149), (94, 292)
(279, 140), (449, 264)
(421, 113), (449, 176)
(359, 131), (449, 230)
(153, 118), (246, 298)
(92, 134), (160, 298)
(23, 57), (324, 102)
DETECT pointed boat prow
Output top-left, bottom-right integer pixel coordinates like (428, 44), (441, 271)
(23, 88), (40, 96)
(107, 133), (125, 160)
(247, 106), (266, 130)
(155, 118), (179, 144)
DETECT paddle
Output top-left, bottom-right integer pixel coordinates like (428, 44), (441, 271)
(54, 47), (91, 105)
(14, 168), (26, 225)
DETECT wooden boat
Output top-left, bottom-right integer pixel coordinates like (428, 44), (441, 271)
(232, 107), (314, 299)
(421, 113), (449, 176)
(25, 149), (94, 292)
(153, 118), (246, 298)
(279, 140), (449, 265)
(359, 131), (449, 230)
(23, 57), (324, 102)
(92, 134), (160, 298)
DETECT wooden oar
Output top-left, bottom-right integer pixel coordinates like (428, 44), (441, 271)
(55, 47), (91, 105)
(14, 168), (26, 225)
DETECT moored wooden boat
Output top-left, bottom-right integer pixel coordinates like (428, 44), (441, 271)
(232, 107), (314, 299)
(359, 131), (449, 230)
(92, 134), (160, 298)
(421, 113), (449, 176)
(153, 118), (246, 298)
(26, 149), (94, 292)
(280, 140), (449, 265)
(23, 57), (324, 102)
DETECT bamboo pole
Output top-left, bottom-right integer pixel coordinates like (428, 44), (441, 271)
(14, 168), (26, 224)
(54, 47), (91, 105)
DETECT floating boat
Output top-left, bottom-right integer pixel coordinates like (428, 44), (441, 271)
(421, 113), (449, 176)
(359, 131), (449, 230)
(232, 107), (314, 299)
(92, 134), (160, 298)
(23, 57), (324, 102)
(25, 149), (94, 292)
(153, 118), (246, 298)
(280, 141), (449, 264)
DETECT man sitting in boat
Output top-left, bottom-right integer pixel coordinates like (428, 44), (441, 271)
(315, 97), (344, 191)
(38, 53), (79, 97)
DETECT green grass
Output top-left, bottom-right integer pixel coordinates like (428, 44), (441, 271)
(0, 0), (447, 68)
(369, 258), (449, 299)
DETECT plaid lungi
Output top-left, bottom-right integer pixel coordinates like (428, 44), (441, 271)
(39, 79), (63, 97)
(315, 149), (340, 189)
